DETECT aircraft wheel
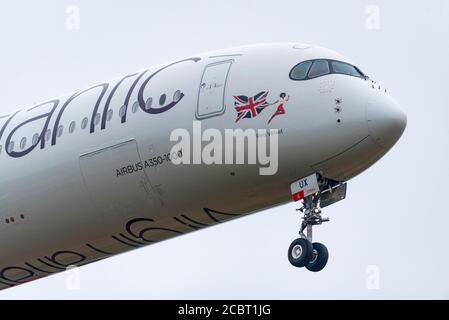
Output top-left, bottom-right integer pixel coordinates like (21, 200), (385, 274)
(288, 238), (313, 268)
(306, 242), (329, 272)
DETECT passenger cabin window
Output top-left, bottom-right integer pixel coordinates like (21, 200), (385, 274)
(94, 113), (101, 126)
(81, 117), (88, 130)
(132, 101), (139, 113)
(290, 59), (366, 80)
(45, 129), (51, 141)
(32, 133), (39, 146)
(20, 137), (27, 149)
(173, 90), (182, 102)
(119, 105), (126, 117)
(69, 121), (76, 133)
(57, 125), (63, 137)
(145, 98), (152, 110)
(106, 109), (113, 121)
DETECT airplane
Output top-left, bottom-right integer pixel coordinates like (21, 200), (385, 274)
(0, 43), (406, 290)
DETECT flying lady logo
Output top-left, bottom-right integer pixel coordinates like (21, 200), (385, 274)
(233, 91), (290, 124)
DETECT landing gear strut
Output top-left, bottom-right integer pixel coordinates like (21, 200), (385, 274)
(288, 193), (330, 272)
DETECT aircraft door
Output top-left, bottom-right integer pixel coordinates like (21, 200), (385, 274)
(196, 60), (233, 119)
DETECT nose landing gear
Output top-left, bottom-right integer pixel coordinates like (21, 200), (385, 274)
(288, 193), (330, 272)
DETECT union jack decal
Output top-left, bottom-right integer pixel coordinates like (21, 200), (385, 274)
(233, 91), (270, 123)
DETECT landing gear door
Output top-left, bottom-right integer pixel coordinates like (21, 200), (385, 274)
(196, 60), (233, 119)
(320, 183), (347, 208)
(79, 139), (161, 219)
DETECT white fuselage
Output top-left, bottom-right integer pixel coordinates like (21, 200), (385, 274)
(0, 43), (406, 289)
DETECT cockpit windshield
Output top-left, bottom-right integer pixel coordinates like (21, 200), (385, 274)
(308, 60), (330, 78)
(330, 61), (365, 78)
(290, 60), (312, 80)
(290, 59), (366, 80)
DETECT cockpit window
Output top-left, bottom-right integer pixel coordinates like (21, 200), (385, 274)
(331, 61), (365, 78)
(290, 59), (367, 81)
(308, 60), (330, 78)
(290, 61), (313, 80)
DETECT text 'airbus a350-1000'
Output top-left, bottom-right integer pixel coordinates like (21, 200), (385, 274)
(0, 43), (406, 289)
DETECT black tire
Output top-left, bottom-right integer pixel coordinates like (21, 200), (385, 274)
(306, 242), (329, 272)
(288, 238), (313, 268)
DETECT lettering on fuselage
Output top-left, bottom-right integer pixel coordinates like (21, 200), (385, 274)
(0, 207), (241, 290)
(116, 150), (183, 177)
(0, 57), (201, 159)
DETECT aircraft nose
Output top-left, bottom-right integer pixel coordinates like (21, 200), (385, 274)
(366, 93), (407, 149)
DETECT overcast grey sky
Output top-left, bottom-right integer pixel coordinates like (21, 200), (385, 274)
(0, 0), (448, 299)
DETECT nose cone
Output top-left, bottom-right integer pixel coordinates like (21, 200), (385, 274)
(367, 93), (407, 149)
